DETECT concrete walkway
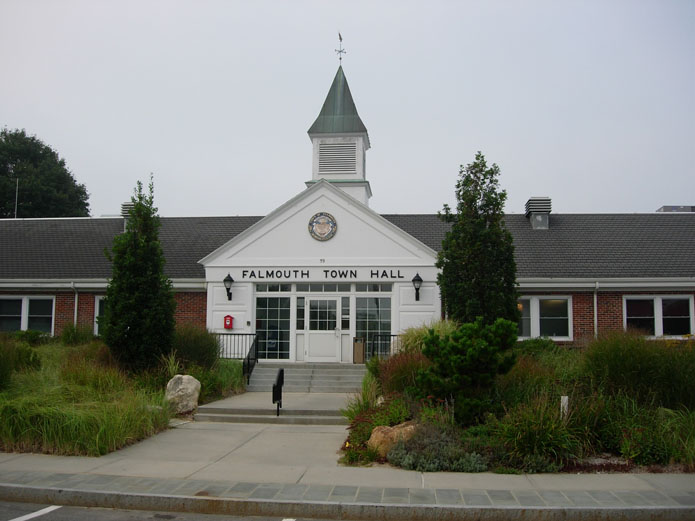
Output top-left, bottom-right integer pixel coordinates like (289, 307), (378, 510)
(1, 392), (694, 520)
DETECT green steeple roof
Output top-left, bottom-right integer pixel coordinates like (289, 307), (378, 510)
(308, 66), (368, 135)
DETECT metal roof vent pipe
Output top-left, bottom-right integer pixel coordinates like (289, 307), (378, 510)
(525, 197), (551, 230)
(121, 202), (135, 232)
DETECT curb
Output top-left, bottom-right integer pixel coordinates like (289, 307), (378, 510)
(2, 483), (695, 521)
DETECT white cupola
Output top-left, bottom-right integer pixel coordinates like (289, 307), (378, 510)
(307, 66), (372, 205)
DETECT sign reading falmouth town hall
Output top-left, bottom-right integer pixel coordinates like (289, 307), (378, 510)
(240, 268), (407, 280)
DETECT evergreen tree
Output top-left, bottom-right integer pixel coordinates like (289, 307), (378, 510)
(0, 128), (89, 218)
(437, 152), (518, 324)
(101, 179), (175, 372)
(417, 317), (517, 425)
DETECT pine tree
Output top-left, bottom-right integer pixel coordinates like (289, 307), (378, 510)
(437, 152), (518, 324)
(101, 178), (175, 372)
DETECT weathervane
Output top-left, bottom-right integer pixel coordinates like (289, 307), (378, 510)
(335, 32), (346, 63)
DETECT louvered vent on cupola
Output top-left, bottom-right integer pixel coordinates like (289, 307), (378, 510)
(121, 202), (135, 232)
(318, 142), (357, 174)
(525, 197), (552, 230)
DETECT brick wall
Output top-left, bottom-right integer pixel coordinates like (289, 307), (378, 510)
(597, 292), (623, 332)
(54, 292), (75, 336)
(77, 293), (97, 330)
(572, 293), (594, 342)
(174, 292), (207, 328)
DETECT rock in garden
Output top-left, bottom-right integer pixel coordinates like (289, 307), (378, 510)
(165, 375), (201, 414)
(367, 421), (416, 458)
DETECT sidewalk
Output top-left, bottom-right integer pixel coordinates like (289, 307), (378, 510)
(1, 392), (694, 520)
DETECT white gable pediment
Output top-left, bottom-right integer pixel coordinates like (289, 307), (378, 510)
(200, 181), (437, 269)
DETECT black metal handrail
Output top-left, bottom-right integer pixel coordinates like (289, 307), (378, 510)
(367, 334), (402, 361)
(241, 336), (258, 385)
(272, 368), (284, 417)
(215, 333), (258, 359)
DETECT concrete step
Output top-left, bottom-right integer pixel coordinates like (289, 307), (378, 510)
(247, 362), (367, 393)
(194, 412), (348, 425)
(246, 383), (362, 393)
(197, 407), (343, 417)
(251, 373), (364, 383)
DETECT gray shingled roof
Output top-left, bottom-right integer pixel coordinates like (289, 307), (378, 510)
(1, 213), (694, 281)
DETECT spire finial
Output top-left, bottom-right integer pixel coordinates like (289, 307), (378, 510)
(335, 32), (346, 63)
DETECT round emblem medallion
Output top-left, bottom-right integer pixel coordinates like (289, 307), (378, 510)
(308, 212), (337, 241)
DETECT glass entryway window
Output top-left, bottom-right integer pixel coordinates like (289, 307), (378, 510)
(356, 297), (391, 356)
(309, 300), (337, 331)
(255, 297), (290, 359)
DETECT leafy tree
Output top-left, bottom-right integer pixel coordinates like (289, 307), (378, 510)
(416, 318), (517, 425)
(101, 178), (175, 372)
(0, 128), (89, 218)
(437, 152), (518, 324)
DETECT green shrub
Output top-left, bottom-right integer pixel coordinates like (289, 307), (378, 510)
(60, 324), (94, 346)
(173, 324), (220, 370)
(516, 337), (557, 356)
(417, 317), (517, 425)
(13, 330), (49, 346)
(584, 331), (695, 409)
(0, 349), (11, 390)
(0, 336), (41, 389)
(379, 351), (430, 395)
(387, 423), (488, 472)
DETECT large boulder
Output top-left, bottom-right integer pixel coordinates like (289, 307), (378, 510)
(367, 421), (416, 458)
(165, 374), (201, 414)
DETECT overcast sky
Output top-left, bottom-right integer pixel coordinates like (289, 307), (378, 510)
(1, 0), (693, 218)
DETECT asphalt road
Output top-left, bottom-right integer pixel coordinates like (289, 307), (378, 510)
(0, 501), (353, 521)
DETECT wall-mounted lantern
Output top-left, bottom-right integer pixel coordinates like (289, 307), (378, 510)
(223, 273), (234, 301)
(412, 273), (423, 302)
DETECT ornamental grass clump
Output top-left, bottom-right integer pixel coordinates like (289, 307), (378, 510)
(0, 341), (170, 456)
(496, 392), (583, 471)
(172, 324), (220, 370)
(584, 331), (695, 409)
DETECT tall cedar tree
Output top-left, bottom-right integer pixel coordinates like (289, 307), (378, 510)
(438, 152), (518, 324)
(0, 128), (89, 218)
(101, 179), (175, 372)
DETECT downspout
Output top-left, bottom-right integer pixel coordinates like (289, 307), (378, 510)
(593, 281), (599, 339)
(71, 282), (79, 326)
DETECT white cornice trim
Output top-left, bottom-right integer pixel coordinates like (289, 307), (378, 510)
(0, 279), (205, 291)
(518, 278), (695, 290)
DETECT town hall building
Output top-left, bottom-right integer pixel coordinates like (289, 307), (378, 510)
(1, 66), (694, 361)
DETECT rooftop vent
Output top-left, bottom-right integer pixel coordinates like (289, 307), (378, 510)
(525, 197), (551, 230)
(121, 202), (135, 232)
(656, 205), (695, 213)
(121, 202), (135, 218)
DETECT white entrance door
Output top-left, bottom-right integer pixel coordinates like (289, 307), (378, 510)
(306, 298), (340, 362)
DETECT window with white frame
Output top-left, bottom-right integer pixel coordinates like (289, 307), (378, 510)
(0, 296), (55, 334)
(624, 295), (693, 337)
(94, 296), (107, 335)
(517, 296), (572, 339)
